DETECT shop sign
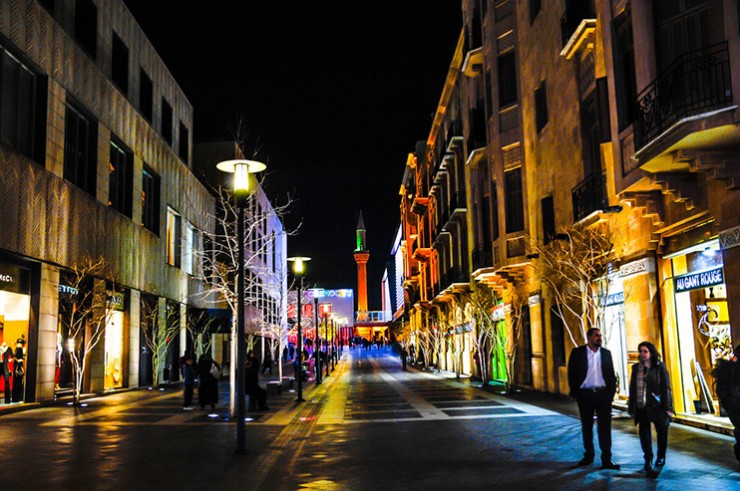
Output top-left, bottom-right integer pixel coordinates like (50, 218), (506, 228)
(492, 304), (505, 321)
(528, 294), (541, 306)
(720, 225), (740, 251)
(0, 263), (31, 295)
(463, 324), (473, 333)
(602, 291), (624, 307)
(455, 326), (463, 334)
(59, 284), (79, 295)
(309, 289), (353, 299)
(107, 291), (125, 311)
(675, 266), (725, 293)
(620, 258), (653, 278)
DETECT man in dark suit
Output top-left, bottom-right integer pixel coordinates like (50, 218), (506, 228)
(568, 327), (620, 470)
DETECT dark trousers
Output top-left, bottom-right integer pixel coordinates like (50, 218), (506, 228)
(727, 406), (740, 462)
(183, 384), (194, 407)
(248, 385), (267, 410)
(2, 373), (10, 403)
(576, 389), (613, 461)
(635, 407), (668, 461)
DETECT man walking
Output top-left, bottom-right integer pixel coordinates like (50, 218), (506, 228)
(567, 327), (620, 470)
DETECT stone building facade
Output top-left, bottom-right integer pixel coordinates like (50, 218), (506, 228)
(0, 0), (215, 405)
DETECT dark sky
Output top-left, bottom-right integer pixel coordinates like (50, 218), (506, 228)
(123, 1), (462, 309)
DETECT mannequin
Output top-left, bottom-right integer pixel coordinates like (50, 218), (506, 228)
(12, 336), (26, 402)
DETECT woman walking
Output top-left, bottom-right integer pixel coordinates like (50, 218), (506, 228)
(628, 341), (673, 471)
(197, 353), (220, 410)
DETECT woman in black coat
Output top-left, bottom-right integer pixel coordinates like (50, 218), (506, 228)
(197, 354), (220, 410)
(628, 341), (673, 471)
(246, 350), (268, 410)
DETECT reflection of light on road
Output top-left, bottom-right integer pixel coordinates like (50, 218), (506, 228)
(208, 413), (219, 418)
(300, 480), (339, 490)
(299, 416), (316, 422)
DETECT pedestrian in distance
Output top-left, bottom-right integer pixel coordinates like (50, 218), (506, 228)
(401, 346), (407, 370)
(181, 355), (195, 410)
(712, 344), (740, 464)
(197, 353), (220, 410)
(627, 341), (673, 472)
(246, 350), (268, 411)
(567, 327), (620, 470)
(262, 350), (273, 375)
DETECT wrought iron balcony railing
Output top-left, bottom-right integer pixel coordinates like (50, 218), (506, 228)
(572, 173), (606, 222)
(634, 42), (732, 150)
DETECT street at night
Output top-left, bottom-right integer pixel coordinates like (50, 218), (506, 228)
(3, 348), (738, 490)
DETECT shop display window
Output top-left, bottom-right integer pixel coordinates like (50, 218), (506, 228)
(671, 240), (728, 415)
(0, 290), (30, 405)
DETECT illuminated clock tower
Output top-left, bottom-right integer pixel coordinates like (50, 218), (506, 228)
(354, 211), (370, 313)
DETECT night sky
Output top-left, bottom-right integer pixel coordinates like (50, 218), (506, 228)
(123, 1), (462, 309)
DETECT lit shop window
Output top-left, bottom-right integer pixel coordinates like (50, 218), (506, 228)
(166, 207), (181, 267)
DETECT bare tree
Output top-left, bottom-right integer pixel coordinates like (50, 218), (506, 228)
(531, 224), (619, 347)
(139, 295), (179, 387)
(57, 257), (117, 405)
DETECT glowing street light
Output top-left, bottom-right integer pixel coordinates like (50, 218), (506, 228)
(216, 158), (265, 455)
(288, 256), (311, 402)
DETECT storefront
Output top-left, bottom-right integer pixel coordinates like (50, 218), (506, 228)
(664, 239), (730, 415)
(600, 274), (629, 398)
(0, 256), (37, 406)
(104, 289), (126, 390)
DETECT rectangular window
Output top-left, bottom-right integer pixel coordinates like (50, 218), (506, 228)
(0, 47), (46, 163)
(541, 195), (555, 244)
(161, 98), (173, 144)
(529, 0), (541, 23)
(142, 165), (160, 234)
(183, 222), (195, 275)
(178, 121), (189, 162)
(535, 81), (548, 132)
(139, 68), (153, 122)
(108, 138), (133, 217)
(504, 167), (524, 233)
(64, 100), (97, 195)
(484, 71), (493, 117)
(74, 0), (97, 59)
(551, 308), (566, 366)
(497, 52), (517, 107)
(491, 181), (499, 240)
(166, 207), (182, 267)
(39, 0), (54, 14)
(613, 9), (637, 130)
(111, 32), (129, 95)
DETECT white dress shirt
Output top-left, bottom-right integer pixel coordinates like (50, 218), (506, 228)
(580, 346), (606, 389)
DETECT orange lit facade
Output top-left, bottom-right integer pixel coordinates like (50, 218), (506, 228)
(397, 0), (739, 429)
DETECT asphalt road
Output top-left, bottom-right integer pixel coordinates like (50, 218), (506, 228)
(2, 347), (739, 490)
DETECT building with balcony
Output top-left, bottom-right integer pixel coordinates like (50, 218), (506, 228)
(0, 0), (215, 406)
(395, 1), (738, 428)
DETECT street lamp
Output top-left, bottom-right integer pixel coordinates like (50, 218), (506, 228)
(288, 256), (311, 402)
(216, 158), (266, 455)
(321, 304), (331, 378)
(309, 289), (322, 384)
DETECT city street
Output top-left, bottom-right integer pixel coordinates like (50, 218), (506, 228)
(3, 347), (739, 490)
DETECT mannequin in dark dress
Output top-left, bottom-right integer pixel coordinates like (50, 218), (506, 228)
(12, 338), (26, 402)
(0, 342), (11, 403)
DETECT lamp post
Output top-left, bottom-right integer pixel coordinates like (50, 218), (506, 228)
(288, 256), (310, 402)
(311, 292), (322, 384)
(322, 307), (330, 378)
(216, 158), (265, 455)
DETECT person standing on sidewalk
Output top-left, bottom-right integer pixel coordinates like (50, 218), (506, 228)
(713, 344), (740, 464)
(567, 327), (620, 470)
(628, 341), (673, 471)
(246, 350), (268, 411)
(197, 353), (220, 410)
(181, 355), (195, 410)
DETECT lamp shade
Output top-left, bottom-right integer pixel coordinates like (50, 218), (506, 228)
(216, 159), (266, 195)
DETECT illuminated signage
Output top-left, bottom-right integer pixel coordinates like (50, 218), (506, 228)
(59, 284), (79, 295)
(0, 262), (31, 295)
(308, 289), (353, 299)
(602, 292), (624, 307)
(675, 266), (724, 293)
(107, 291), (125, 311)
